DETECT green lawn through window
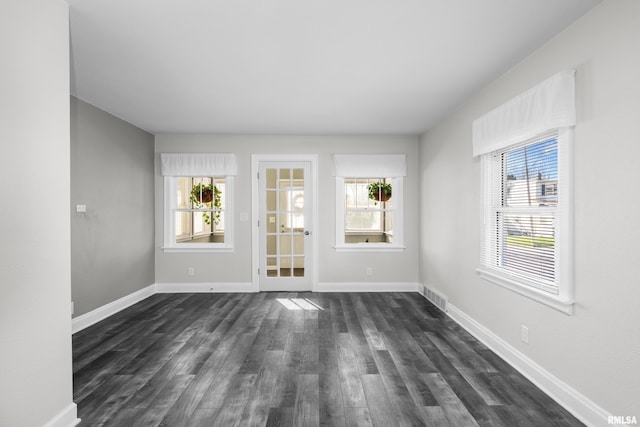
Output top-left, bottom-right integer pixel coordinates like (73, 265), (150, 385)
(506, 235), (555, 248)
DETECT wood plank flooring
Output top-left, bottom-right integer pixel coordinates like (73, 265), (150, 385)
(73, 292), (584, 426)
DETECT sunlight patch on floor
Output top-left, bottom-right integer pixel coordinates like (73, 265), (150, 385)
(276, 298), (324, 311)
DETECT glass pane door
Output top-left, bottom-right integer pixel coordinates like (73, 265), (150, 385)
(259, 162), (312, 291)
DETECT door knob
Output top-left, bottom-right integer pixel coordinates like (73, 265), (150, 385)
(304, 230), (311, 235)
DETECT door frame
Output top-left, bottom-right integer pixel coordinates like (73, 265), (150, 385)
(251, 154), (319, 292)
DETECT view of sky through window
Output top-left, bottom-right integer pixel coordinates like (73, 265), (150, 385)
(506, 137), (558, 182)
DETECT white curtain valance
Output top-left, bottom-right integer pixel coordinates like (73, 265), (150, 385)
(332, 154), (406, 177)
(472, 69), (576, 156)
(160, 153), (237, 176)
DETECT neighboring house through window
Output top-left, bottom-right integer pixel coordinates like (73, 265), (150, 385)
(473, 70), (576, 314)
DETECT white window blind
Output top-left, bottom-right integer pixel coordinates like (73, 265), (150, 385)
(480, 130), (559, 292)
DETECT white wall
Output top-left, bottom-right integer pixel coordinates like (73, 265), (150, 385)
(155, 134), (420, 288)
(419, 0), (639, 418)
(0, 1), (77, 426)
(71, 97), (155, 317)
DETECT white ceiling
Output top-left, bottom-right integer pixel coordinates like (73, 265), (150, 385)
(68, 0), (601, 135)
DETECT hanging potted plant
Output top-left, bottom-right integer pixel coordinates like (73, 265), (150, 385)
(367, 181), (392, 203)
(190, 183), (222, 225)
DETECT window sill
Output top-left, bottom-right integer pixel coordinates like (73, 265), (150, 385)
(162, 245), (234, 253)
(476, 266), (574, 315)
(334, 244), (405, 253)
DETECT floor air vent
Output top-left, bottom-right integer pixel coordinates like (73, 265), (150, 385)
(422, 285), (448, 313)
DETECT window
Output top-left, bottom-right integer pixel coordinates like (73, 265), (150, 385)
(161, 153), (236, 252)
(333, 155), (405, 252)
(344, 178), (394, 243)
(175, 176), (226, 243)
(481, 131), (560, 287)
(473, 70), (575, 314)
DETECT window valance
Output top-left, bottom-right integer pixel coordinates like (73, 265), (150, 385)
(332, 154), (406, 177)
(160, 153), (237, 176)
(472, 70), (576, 156)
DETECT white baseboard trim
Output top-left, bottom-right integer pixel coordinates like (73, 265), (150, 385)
(42, 402), (80, 427)
(447, 304), (611, 427)
(315, 282), (420, 292)
(155, 282), (255, 293)
(71, 284), (155, 334)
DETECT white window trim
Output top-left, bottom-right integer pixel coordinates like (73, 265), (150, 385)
(477, 127), (574, 315)
(334, 176), (405, 252)
(475, 266), (573, 314)
(162, 176), (234, 253)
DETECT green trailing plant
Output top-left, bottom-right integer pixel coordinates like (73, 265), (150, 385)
(190, 183), (222, 225)
(367, 181), (392, 203)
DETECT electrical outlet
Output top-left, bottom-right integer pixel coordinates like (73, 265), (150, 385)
(521, 325), (529, 344)
(366, 267), (373, 276)
(188, 267), (195, 276)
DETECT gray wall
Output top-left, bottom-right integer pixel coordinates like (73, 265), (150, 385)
(419, 0), (639, 416)
(155, 135), (420, 287)
(0, 1), (76, 425)
(71, 97), (155, 317)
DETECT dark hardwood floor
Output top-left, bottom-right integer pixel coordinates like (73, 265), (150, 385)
(73, 292), (584, 426)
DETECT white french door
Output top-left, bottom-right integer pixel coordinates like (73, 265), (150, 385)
(257, 159), (314, 291)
